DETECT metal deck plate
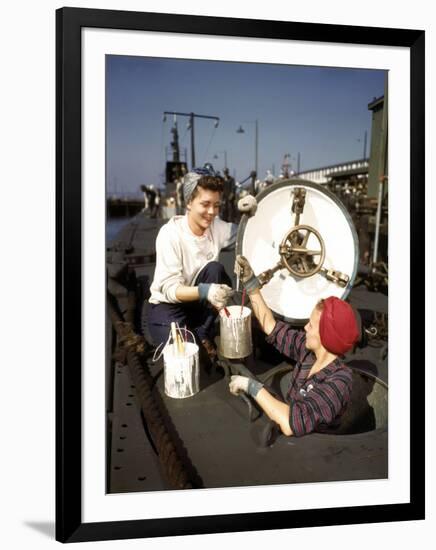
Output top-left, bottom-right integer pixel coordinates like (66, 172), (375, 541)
(156, 365), (388, 489)
(107, 211), (389, 492)
(109, 363), (168, 493)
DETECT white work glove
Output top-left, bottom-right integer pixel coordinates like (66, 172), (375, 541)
(229, 375), (264, 397)
(229, 375), (249, 395)
(237, 194), (257, 217)
(198, 283), (234, 309)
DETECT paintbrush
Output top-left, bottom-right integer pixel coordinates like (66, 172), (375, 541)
(170, 322), (184, 355)
(240, 288), (246, 317)
(170, 322), (178, 355)
(176, 324), (185, 354)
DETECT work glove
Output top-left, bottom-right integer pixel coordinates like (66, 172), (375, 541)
(229, 375), (264, 398)
(234, 255), (261, 294)
(198, 283), (234, 309)
(237, 194), (257, 217)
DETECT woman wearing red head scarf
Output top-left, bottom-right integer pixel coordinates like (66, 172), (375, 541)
(230, 256), (360, 437)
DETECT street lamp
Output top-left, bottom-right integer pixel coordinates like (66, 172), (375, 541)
(236, 120), (258, 177)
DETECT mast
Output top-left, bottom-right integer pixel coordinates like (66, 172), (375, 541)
(170, 115), (180, 162)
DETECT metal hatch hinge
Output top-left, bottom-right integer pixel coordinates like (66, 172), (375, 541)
(291, 187), (306, 226)
(319, 267), (350, 287)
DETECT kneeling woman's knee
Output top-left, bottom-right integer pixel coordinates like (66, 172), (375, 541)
(196, 261), (231, 285)
(206, 261), (226, 276)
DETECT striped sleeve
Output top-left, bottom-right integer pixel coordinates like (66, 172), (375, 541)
(265, 321), (306, 361)
(289, 373), (352, 437)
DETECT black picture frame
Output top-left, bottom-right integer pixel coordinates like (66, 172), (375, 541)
(56, 7), (425, 543)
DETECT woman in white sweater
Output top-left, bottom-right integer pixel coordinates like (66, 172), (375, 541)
(147, 168), (255, 360)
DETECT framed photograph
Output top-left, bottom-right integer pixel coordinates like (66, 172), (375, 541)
(56, 7), (425, 543)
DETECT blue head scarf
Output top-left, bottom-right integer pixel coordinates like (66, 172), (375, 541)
(183, 165), (216, 203)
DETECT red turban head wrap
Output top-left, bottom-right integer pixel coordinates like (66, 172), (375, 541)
(318, 297), (360, 355)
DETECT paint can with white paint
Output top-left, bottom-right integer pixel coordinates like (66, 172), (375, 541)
(218, 305), (252, 359)
(162, 335), (200, 399)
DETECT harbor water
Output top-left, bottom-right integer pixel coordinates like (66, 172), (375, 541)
(107, 217), (131, 245)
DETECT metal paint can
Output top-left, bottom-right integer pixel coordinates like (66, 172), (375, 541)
(218, 305), (252, 359)
(163, 341), (200, 399)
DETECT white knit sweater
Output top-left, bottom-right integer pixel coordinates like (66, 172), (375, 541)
(149, 215), (237, 304)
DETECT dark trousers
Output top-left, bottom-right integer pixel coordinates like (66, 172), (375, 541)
(147, 261), (232, 346)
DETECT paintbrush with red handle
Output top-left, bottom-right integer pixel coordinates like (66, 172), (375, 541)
(222, 306), (231, 318)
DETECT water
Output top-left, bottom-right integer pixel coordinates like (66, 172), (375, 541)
(106, 217), (131, 245)
(107, 212), (168, 247)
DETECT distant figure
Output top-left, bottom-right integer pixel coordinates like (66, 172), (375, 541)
(265, 170), (275, 186)
(140, 184), (157, 216)
(147, 185), (157, 217)
(255, 179), (267, 194)
(255, 170), (274, 195)
(152, 188), (161, 218)
(140, 185), (149, 212)
(249, 170), (257, 196)
(220, 168), (236, 222)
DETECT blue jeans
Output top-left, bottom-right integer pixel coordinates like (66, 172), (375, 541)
(147, 261), (232, 346)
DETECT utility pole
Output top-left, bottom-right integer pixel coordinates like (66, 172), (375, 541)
(372, 76), (388, 266)
(190, 113), (195, 167)
(164, 111), (219, 169)
(170, 116), (180, 162)
(255, 119), (258, 177)
(357, 130), (368, 159)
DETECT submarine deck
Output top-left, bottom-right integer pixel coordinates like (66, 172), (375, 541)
(107, 211), (388, 493)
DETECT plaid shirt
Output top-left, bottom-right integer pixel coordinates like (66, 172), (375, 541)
(265, 321), (353, 437)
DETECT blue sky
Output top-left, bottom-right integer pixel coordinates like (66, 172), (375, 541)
(106, 56), (385, 196)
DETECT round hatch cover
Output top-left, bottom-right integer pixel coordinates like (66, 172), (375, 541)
(236, 179), (359, 324)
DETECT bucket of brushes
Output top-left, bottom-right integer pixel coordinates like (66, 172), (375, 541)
(162, 322), (200, 399)
(218, 290), (252, 359)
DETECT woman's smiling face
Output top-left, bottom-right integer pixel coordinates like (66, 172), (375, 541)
(187, 187), (221, 236)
